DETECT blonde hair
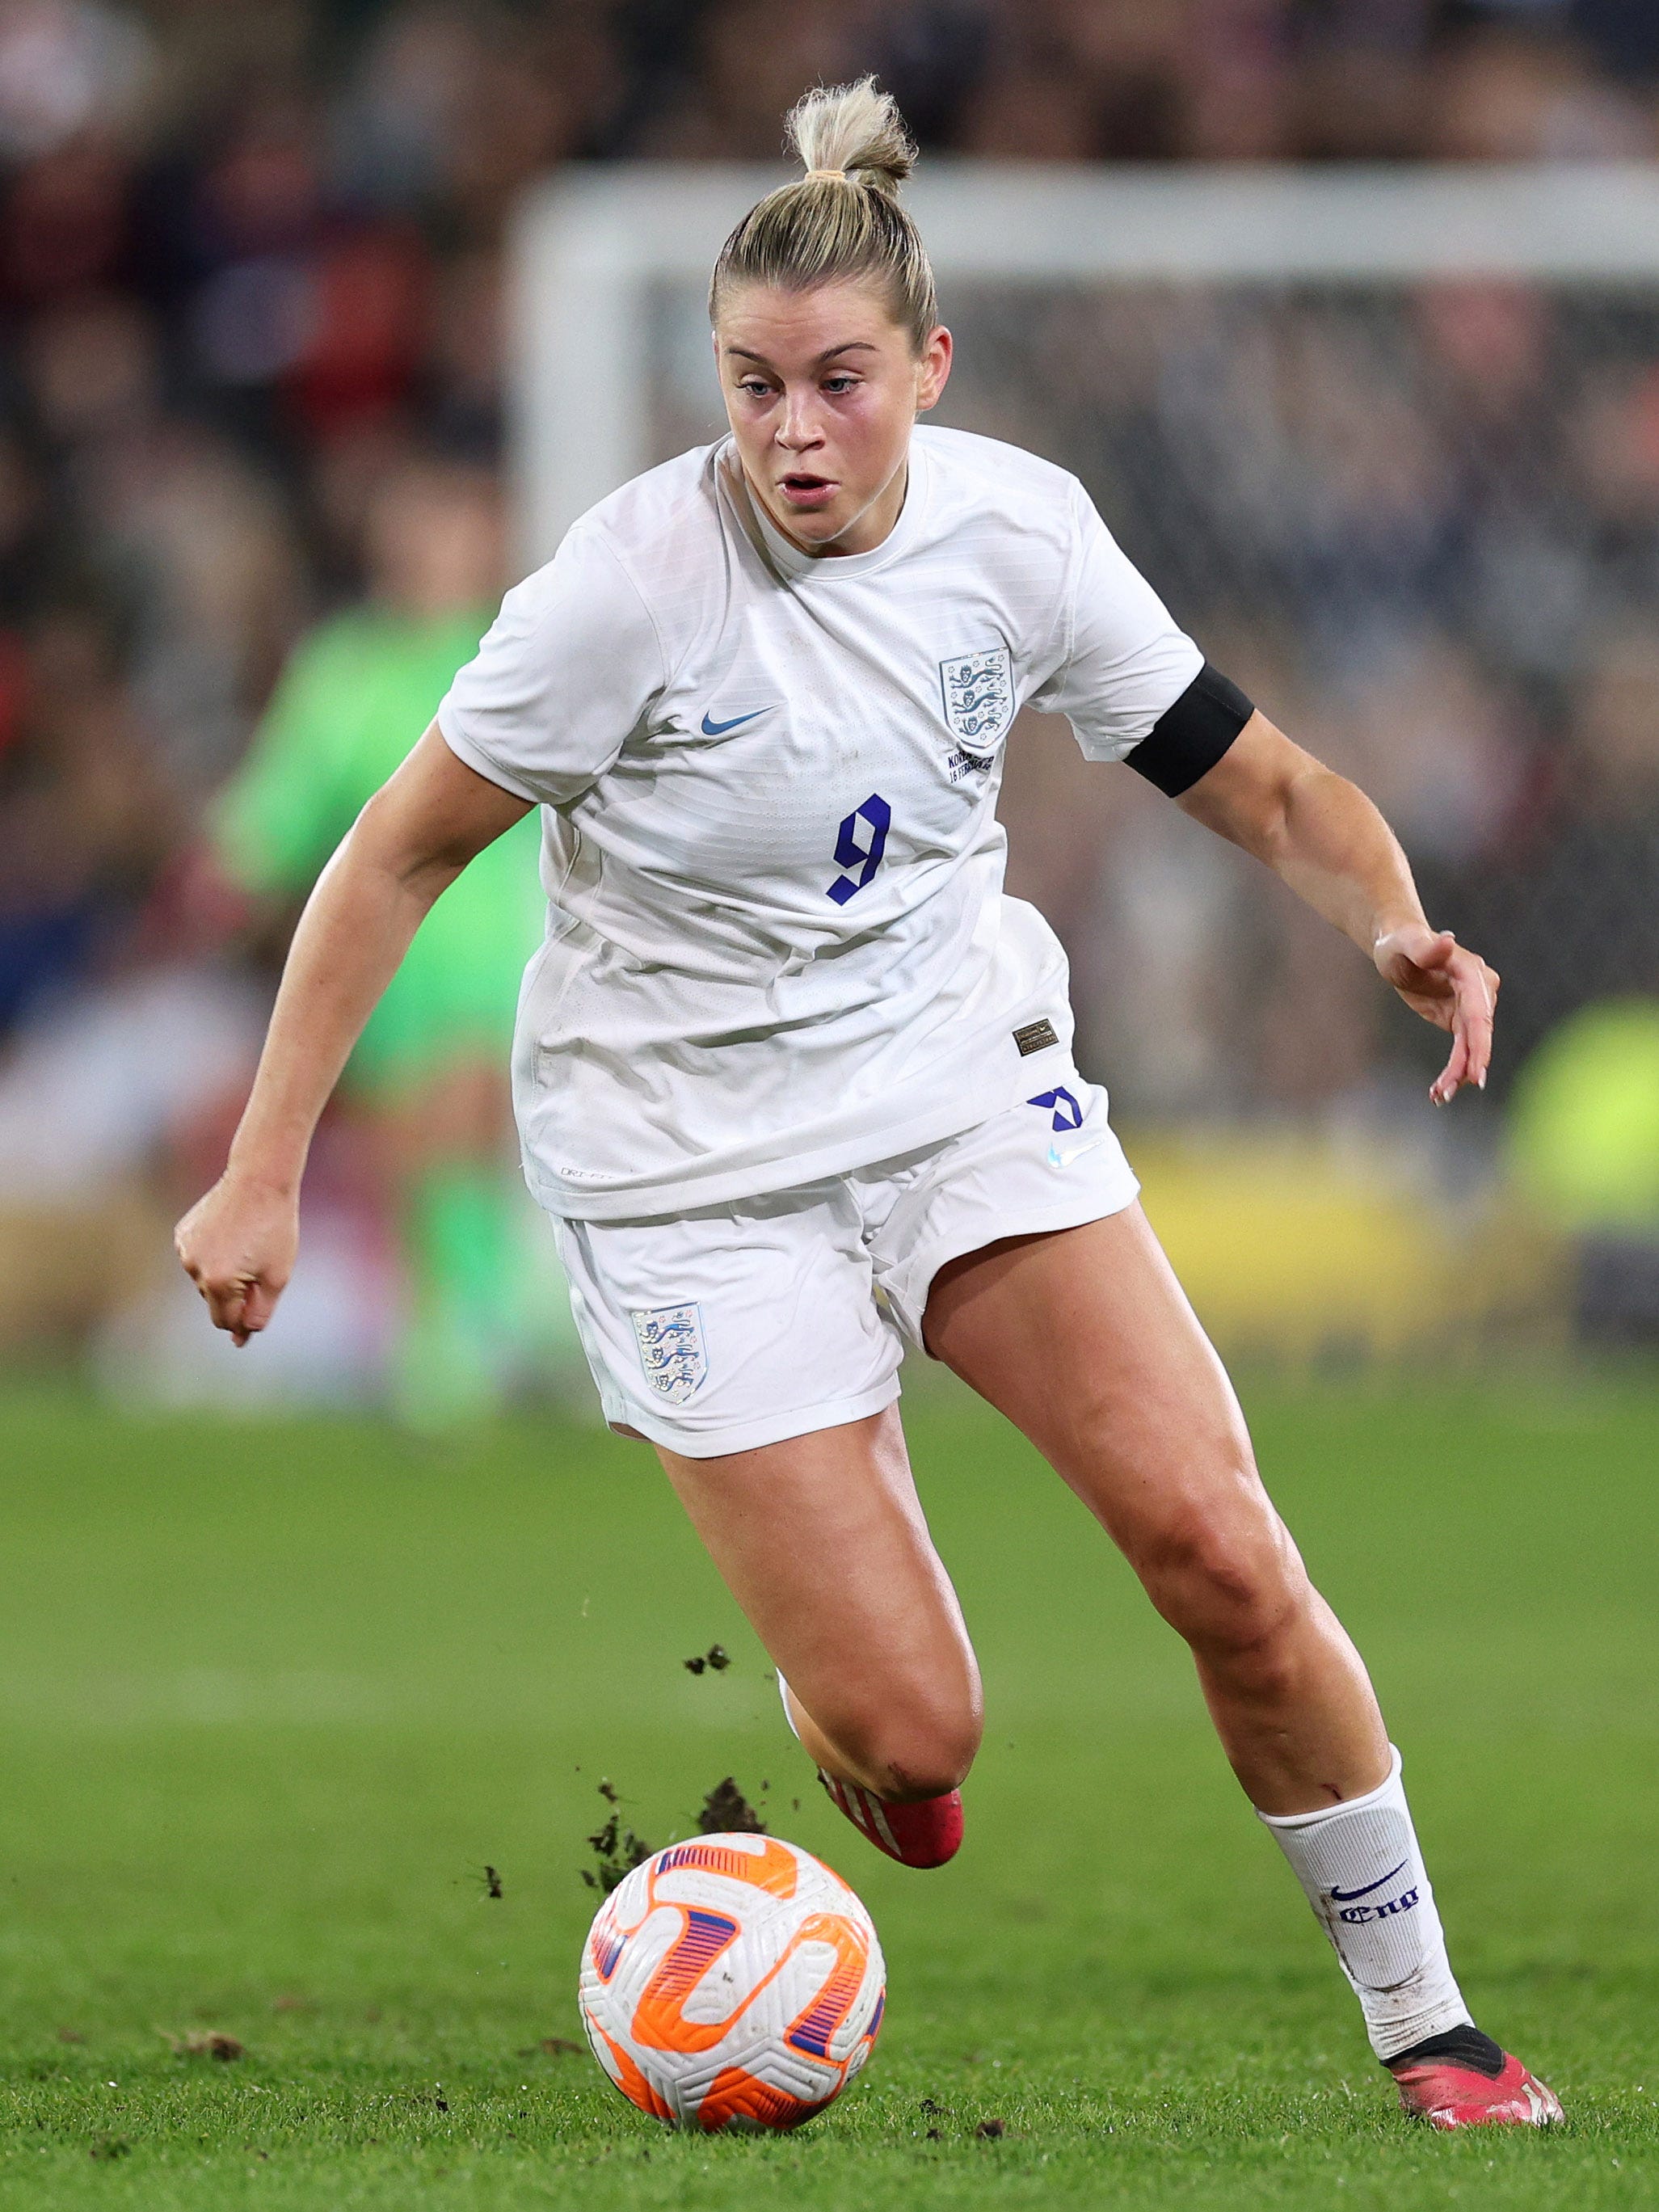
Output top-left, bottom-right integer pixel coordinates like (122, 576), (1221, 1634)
(709, 79), (938, 352)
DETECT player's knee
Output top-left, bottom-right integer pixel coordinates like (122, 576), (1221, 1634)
(873, 1721), (981, 1803)
(1139, 1487), (1307, 1665)
(853, 1684), (983, 1802)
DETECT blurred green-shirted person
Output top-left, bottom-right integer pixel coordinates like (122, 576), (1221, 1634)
(212, 456), (551, 1422)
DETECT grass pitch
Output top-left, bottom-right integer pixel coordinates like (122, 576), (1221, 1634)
(0, 1371), (1654, 2209)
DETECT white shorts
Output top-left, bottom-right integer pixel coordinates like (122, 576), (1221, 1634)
(549, 1068), (1139, 1459)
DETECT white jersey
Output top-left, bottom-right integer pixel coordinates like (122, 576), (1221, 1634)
(438, 426), (1201, 1220)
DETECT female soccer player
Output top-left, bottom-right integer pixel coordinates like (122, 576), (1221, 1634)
(175, 82), (1558, 2130)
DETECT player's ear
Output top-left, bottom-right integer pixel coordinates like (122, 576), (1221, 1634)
(914, 325), (952, 415)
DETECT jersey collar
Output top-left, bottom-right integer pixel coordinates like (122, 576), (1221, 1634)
(723, 439), (930, 584)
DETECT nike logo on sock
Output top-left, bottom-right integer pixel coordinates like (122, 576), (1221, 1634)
(1329, 1859), (1409, 1902)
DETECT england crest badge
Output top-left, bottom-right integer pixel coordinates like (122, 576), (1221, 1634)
(939, 643), (1015, 757)
(629, 1303), (708, 1403)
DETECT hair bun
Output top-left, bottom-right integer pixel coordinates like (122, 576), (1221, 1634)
(786, 78), (916, 199)
(710, 76), (937, 347)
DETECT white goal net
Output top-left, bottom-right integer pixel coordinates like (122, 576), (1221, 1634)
(512, 166), (1659, 1130)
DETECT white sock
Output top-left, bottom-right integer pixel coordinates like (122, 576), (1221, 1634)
(777, 1670), (802, 1742)
(1257, 1746), (1469, 2062)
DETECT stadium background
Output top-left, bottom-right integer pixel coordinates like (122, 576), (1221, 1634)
(0, 4), (1654, 2206)
(0, 0), (1657, 1394)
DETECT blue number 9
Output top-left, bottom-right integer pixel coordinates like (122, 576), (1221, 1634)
(826, 794), (891, 906)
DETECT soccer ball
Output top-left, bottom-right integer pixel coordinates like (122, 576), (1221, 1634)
(578, 1831), (886, 2131)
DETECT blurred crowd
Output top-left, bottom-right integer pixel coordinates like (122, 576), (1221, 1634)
(2, 0), (1657, 1393)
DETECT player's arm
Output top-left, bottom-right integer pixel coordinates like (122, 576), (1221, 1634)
(175, 724), (531, 1343)
(1173, 710), (1498, 1105)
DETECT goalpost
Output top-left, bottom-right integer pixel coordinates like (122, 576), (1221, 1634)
(507, 161), (1659, 1349)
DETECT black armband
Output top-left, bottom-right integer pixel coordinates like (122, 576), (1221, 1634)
(1124, 662), (1254, 797)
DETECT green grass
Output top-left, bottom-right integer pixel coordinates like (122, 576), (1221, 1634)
(0, 1372), (1654, 2208)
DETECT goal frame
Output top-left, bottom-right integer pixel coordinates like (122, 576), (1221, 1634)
(511, 160), (1659, 564)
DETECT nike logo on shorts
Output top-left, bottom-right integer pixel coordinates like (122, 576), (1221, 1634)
(1049, 1131), (1108, 1169)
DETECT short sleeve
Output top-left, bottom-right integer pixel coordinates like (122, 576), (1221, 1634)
(436, 524), (666, 807)
(1030, 486), (1203, 764)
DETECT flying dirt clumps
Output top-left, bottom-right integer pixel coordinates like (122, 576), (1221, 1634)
(683, 1645), (731, 1675)
(583, 1780), (655, 1894)
(581, 1774), (768, 1890)
(697, 1777), (767, 1835)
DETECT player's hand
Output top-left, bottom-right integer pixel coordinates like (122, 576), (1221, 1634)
(1372, 922), (1499, 1106)
(173, 1169), (298, 1346)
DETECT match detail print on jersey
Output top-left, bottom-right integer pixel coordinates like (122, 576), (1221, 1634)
(939, 644), (1015, 756)
(1013, 1018), (1059, 1057)
(826, 794), (892, 906)
(630, 1304), (709, 1401)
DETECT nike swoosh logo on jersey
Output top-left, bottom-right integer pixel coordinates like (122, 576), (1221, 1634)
(1329, 1860), (1409, 1902)
(700, 706), (770, 735)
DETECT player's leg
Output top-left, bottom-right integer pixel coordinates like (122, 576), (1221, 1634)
(921, 1202), (1560, 2125)
(548, 1188), (976, 1865)
(655, 1405), (981, 1848)
(926, 1203), (1382, 1815)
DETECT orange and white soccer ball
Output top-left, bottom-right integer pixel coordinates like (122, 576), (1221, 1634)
(578, 1831), (886, 2131)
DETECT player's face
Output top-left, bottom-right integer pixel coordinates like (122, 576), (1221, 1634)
(715, 280), (951, 557)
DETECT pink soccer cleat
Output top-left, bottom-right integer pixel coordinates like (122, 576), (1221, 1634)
(1387, 2026), (1563, 2130)
(818, 1770), (964, 1869)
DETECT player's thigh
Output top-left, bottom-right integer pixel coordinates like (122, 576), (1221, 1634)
(656, 1407), (981, 1782)
(921, 1205), (1299, 1628)
(552, 1187), (979, 1770)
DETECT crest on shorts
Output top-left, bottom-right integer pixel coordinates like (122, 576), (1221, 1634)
(630, 1303), (707, 1402)
(938, 644), (1014, 757)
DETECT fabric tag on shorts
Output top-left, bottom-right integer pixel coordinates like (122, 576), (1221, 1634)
(1013, 1018), (1059, 1057)
(630, 1304), (708, 1401)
